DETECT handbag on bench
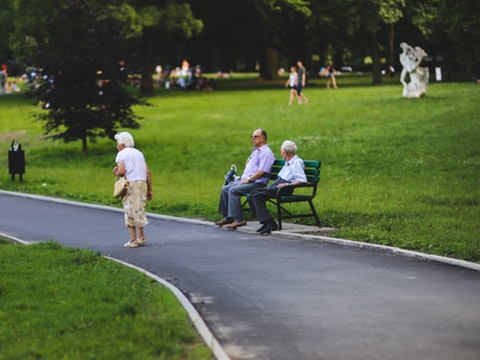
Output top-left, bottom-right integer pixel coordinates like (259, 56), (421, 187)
(224, 164), (238, 185)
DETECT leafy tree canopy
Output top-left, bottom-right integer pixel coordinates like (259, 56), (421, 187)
(412, 0), (480, 72)
(10, 0), (147, 156)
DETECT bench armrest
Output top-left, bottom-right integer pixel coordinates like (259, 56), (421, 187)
(275, 182), (316, 198)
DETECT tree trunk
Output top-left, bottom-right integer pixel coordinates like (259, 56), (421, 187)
(291, 13), (307, 64)
(140, 62), (154, 96)
(370, 31), (383, 85)
(139, 29), (155, 96)
(387, 23), (395, 77)
(258, 47), (278, 80)
(82, 136), (88, 157)
(244, 51), (257, 72)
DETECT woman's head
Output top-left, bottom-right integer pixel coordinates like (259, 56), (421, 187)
(114, 132), (134, 148)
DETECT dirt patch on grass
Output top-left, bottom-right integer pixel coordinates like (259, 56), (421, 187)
(0, 130), (27, 142)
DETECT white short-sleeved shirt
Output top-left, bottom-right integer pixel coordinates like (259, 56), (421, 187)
(288, 72), (298, 87)
(115, 147), (147, 182)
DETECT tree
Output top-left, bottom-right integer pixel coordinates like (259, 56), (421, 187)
(188, 0), (312, 80)
(188, 0), (408, 83)
(302, 0), (353, 69)
(10, 0), (146, 156)
(411, 0), (480, 73)
(345, 0), (405, 85)
(125, 1), (203, 96)
(253, 0), (312, 80)
(188, 0), (258, 72)
(0, 0), (15, 72)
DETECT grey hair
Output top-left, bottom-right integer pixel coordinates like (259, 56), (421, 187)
(114, 132), (135, 147)
(281, 140), (297, 154)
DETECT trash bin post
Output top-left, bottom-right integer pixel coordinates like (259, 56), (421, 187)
(8, 140), (25, 181)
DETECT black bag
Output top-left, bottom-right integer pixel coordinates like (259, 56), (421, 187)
(224, 164), (237, 185)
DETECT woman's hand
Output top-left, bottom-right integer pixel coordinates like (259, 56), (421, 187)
(114, 162), (126, 177)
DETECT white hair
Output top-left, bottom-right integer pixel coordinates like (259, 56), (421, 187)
(281, 140), (297, 154)
(114, 132), (134, 147)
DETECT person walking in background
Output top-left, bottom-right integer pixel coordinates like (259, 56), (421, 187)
(285, 65), (299, 106)
(113, 132), (153, 248)
(0, 64), (6, 95)
(326, 60), (338, 89)
(215, 129), (276, 230)
(247, 140), (307, 235)
(296, 60), (308, 104)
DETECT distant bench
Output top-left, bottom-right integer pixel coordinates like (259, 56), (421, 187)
(241, 159), (322, 230)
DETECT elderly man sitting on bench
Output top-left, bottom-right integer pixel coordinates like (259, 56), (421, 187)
(247, 140), (307, 235)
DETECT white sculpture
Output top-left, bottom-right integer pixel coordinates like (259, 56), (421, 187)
(399, 42), (429, 98)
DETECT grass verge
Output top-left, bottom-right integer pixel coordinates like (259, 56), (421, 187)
(0, 239), (213, 359)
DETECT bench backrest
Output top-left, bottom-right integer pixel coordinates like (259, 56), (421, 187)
(269, 159), (321, 184)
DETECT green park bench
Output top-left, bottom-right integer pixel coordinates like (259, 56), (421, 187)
(242, 159), (322, 230)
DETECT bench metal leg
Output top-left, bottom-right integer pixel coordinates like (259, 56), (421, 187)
(308, 200), (321, 227)
(277, 203), (283, 230)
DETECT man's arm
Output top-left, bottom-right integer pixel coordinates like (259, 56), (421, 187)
(241, 170), (267, 184)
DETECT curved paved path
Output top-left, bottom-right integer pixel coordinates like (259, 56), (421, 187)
(1, 191), (479, 360)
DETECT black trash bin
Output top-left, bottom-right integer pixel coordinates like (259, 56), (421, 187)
(8, 140), (25, 181)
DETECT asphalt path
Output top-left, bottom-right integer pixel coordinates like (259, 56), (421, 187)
(1, 191), (479, 360)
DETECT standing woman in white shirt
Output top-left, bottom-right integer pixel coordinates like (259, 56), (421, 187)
(113, 132), (153, 248)
(285, 65), (299, 106)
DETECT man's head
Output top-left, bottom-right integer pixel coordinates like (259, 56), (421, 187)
(251, 129), (267, 148)
(280, 140), (297, 160)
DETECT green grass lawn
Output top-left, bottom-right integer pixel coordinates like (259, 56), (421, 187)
(0, 239), (213, 359)
(1, 73), (479, 262)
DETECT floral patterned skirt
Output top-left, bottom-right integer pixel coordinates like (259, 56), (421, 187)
(122, 180), (149, 228)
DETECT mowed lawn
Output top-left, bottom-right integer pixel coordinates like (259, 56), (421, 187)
(1, 73), (479, 262)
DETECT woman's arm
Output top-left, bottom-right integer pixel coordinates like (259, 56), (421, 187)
(145, 163), (153, 200)
(113, 161), (126, 176)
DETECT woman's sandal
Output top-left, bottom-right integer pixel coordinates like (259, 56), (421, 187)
(137, 237), (146, 246)
(124, 239), (138, 248)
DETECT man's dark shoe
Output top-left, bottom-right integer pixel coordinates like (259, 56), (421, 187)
(256, 223), (268, 233)
(260, 221), (278, 235)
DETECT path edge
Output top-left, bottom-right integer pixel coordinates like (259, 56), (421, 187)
(1, 190), (478, 272)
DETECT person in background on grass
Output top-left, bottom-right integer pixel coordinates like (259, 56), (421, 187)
(285, 65), (299, 106)
(11, 81), (20, 93)
(0, 64), (6, 95)
(4, 81), (13, 94)
(247, 140), (307, 235)
(113, 132), (153, 248)
(326, 60), (338, 89)
(296, 60), (308, 104)
(215, 129), (275, 230)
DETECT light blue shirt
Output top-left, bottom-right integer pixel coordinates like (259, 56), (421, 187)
(278, 155), (307, 183)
